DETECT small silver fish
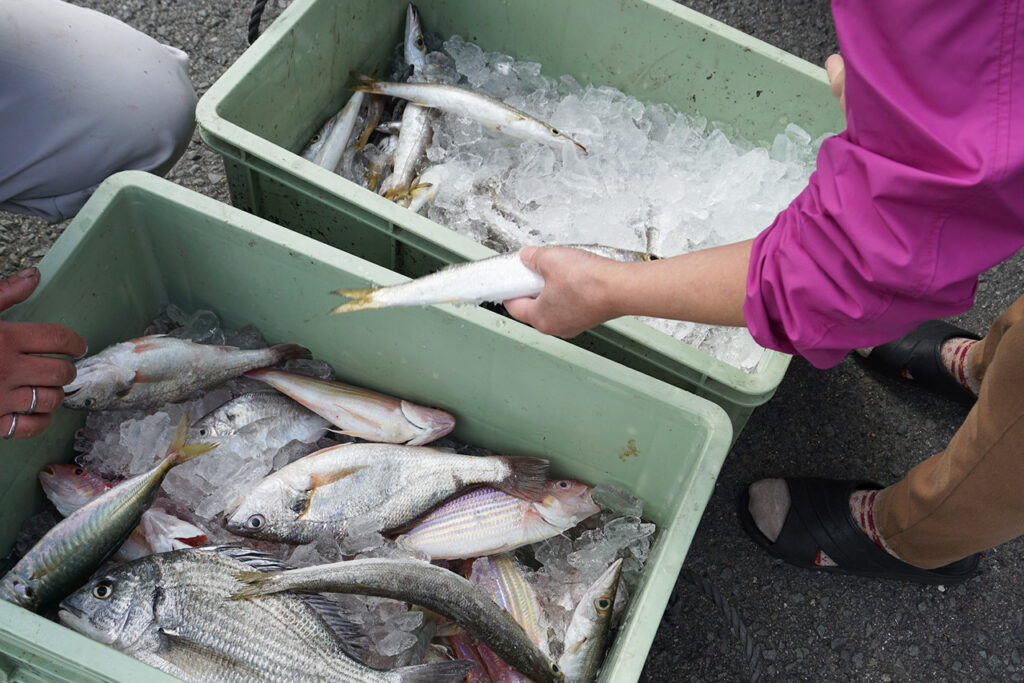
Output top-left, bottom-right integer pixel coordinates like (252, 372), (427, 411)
(395, 480), (601, 560)
(224, 442), (547, 544)
(63, 334), (310, 410)
(353, 77), (586, 154)
(378, 103), (433, 200)
(1, 417), (216, 612)
(59, 546), (472, 682)
(243, 368), (454, 445)
(231, 556), (565, 683)
(302, 91), (367, 171)
(557, 559), (623, 683)
(332, 245), (656, 314)
(189, 391), (331, 444)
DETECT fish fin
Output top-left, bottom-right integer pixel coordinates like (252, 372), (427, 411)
(269, 343), (312, 364)
(329, 287), (381, 314)
(114, 375), (137, 398)
(307, 465), (367, 490)
(391, 661), (475, 682)
(299, 593), (372, 661)
(493, 457), (549, 501)
(207, 545), (294, 573)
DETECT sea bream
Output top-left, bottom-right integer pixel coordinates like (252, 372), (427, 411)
(224, 442), (548, 544)
(0, 417), (216, 612)
(63, 334), (310, 410)
(231, 556), (565, 683)
(59, 546), (473, 682)
(353, 77), (587, 154)
(243, 368), (455, 446)
(332, 245), (656, 314)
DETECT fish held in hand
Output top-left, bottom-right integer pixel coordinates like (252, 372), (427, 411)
(0, 417), (217, 612)
(63, 334), (311, 410)
(332, 245), (655, 314)
(558, 558), (623, 683)
(243, 368), (454, 445)
(59, 546), (472, 682)
(224, 442), (548, 544)
(395, 480), (601, 560)
(231, 556), (565, 683)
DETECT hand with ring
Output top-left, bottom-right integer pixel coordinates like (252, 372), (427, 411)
(0, 268), (88, 440)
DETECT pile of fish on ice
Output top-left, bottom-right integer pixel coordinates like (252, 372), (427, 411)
(304, 3), (825, 371)
(3, 305), (654, 683)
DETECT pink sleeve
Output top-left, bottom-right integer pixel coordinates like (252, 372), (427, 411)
(744, 0), (1024, 368)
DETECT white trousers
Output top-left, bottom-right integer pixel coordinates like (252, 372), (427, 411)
(0, 0), (197, 221)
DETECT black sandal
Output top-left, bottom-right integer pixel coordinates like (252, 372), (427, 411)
(737, 478), (981, 584)
(858, 320), (980, 404)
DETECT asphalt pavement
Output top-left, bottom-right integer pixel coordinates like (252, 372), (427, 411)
(1, 1), (1022, 681)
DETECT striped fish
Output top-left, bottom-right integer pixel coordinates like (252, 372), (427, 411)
(244, 368), (455, 446)
(395, 480), (600, 560)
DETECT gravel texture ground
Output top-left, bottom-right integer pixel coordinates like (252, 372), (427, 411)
(2, 1), (1022, 682)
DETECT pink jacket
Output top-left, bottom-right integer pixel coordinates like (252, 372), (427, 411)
(744, 0), (1024, 368)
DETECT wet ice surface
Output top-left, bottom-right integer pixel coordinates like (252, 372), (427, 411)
(342, 36), (827, 371)
(15, 307), (654, 674)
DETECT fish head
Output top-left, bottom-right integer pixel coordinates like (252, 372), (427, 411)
(189, 403), (241, 441)
(223, 477), (314, 543)
(0, 566), (41, 611)
(59, 561), (160, 648)
(62, 359), (135, 410)
(535, 480), (601, 530)
(400, 401), (456, 445)
(38, 463), (109, 516)
(404, 3), (427, 73)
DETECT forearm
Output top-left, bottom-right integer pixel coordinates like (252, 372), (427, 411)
(601, 239), (752, 327)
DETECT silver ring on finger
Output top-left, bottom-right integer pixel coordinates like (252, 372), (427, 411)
(27, 386), (38, 413)
(3, 414), (16, 439)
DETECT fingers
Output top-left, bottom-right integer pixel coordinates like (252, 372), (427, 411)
(0, 321), (88, 358)
(1, 412), (52, 440)
(0, 268), (41, 313)
(519, 246), (541, 273)
(824, 53), (846, 114)
(4, 354), (78, 389)
(0, 385), (65, 418)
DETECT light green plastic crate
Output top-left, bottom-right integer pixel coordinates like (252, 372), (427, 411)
(195, 0), (844, 444)
(0, 172), (730, 682)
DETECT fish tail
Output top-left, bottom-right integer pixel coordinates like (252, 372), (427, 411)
(392, 661), (475, 682)
(167, 415), (219, 466)
(269, 343), (312, 363)
(329, 287), (382, 314)
(351, 73), (382, 94)
(494, 457), (549, 501)
(229, 570), (282, 599)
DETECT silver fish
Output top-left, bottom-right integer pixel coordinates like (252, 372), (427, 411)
(404, 3), (427, 78)
(302, 91), (367, 171)
(378, 103), (433, 200)
(1, 417), (216, 612)
(189, 391), (331, 444)
(243, 368), (454, 446)
(332, 245), (656, 314)
(224, 442), (547, 544)
(59, 546), (472, 682)
(557, 559), (622, 683)
(63, 334), (310, 410)
(353, 77), (586, 154)
(231, 557), (566, 683)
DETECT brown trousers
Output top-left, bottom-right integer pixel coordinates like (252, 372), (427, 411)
(876, 294), (1024, 568)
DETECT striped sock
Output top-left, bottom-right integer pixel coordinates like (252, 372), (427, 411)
(939, 337), (980, 395)
(814, 489), (897, 567)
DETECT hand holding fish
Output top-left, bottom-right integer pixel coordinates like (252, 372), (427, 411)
(0, 268), (87, 439)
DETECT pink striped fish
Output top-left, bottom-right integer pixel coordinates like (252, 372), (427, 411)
(395, 480), (600, 560)
(446, 632), (491, 682)
(244, 368), (455, 446)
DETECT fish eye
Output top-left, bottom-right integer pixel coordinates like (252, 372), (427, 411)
(13, 581), (33, 599)
(550, 128), (561, 136)
(550, 663), (560, 673)
(595, 597), (611, 612)
(246, 514), (266, 530)
(198, 428), (207, 437)
(309, 133), (321, 144)
(92, 580), (113, 600)
(415, 36), (425, 49)
(73, 467), (84, 476)
(83, 398), (94, 408)
(557, 480), (570, 489)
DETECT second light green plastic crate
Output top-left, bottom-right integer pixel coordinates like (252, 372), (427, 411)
(0, 172), (731, 682)
(196, 0), (844, 443)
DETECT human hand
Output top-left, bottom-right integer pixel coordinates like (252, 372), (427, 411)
(825, 53), (846, 117)
(503, 246), (623, 338)
(0, 268), (88, 439)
